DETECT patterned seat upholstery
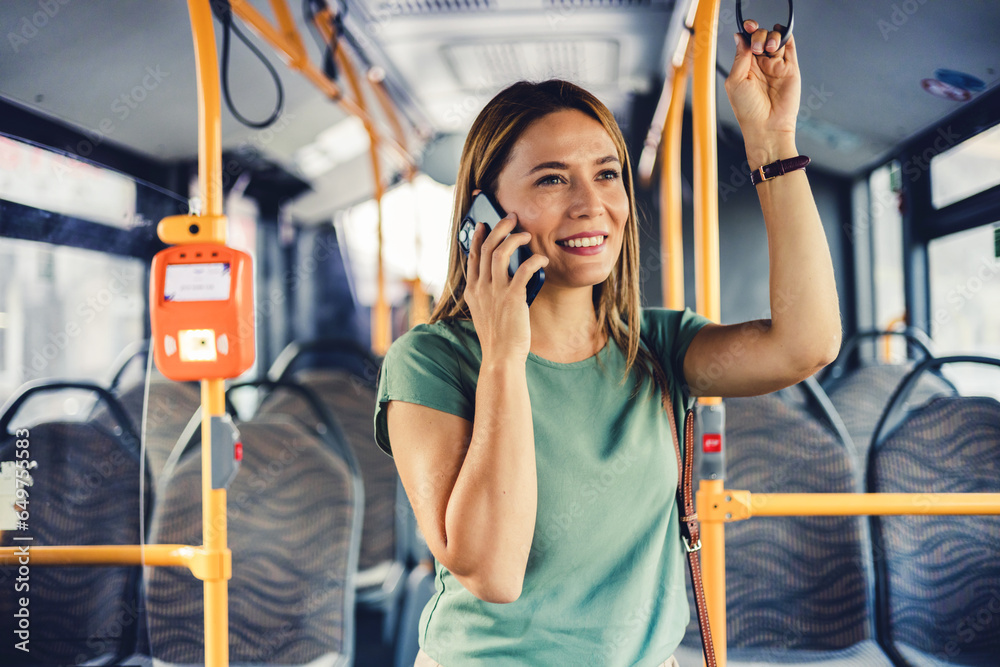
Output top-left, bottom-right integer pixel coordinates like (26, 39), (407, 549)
(144, 416), (361, 666)
(678, 386), (892, 666)
(92, 375), (201, 484)
(673, 640), (894, 666)
(259, 369), (399, 574)
(869, 396), (1000, 666)
(827, 364), (953, 467)
(0, 421), (146, 665)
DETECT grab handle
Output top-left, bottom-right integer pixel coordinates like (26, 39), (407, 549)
(736, 0), (794, 52)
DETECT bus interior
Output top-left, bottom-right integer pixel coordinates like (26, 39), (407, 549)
(0, 0), (998, 665)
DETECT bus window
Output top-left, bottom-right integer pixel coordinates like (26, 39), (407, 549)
(335, 173), (454, 306)
(931, 123), (1000, 209)
(929, 222), (1000, 396)
(0, 136), (136, 228)
(869, 162), (907, 360)
(0, 134), (169, 419)
(0, 238), (145, 423)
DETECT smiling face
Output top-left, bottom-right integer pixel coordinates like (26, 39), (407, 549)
(493, 108), (630, 292)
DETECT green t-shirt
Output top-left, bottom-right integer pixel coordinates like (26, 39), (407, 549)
(374, 308), (710, 666)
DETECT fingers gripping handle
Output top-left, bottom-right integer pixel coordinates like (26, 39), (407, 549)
(736, 0), (794, 51)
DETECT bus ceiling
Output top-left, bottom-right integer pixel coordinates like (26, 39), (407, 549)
(0, 0), (998, 220)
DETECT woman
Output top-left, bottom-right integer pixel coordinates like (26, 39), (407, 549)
(374, 20), (841, 667)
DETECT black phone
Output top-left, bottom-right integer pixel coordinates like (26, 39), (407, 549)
(457, 192), (545, 306)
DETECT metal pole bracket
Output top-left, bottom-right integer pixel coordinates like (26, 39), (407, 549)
(698, 487), (752, 523)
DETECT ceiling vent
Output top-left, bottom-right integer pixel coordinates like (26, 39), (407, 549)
(368, 0), (495, 15)
(545, 0), (669, 7)
(443, 39), (620, 89)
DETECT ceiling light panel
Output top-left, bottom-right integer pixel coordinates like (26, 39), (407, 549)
(293, 115), (370, 179)
(443, 39), (619, 89)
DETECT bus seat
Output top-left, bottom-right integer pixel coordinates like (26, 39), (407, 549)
(868, 357), (1000, 666)
(827, 364), (954, 470)
(93, 375), (201, 484)
(821, 329), (937, 390)
(258, 369), (411, 643)
(0, 383), (148, 665)
(260, 369), (398, 571)
(823, 329), (954, 470)
(143, 415), (361, 666)
(393, 562), (436, 667)
(673, 640), (895, 666)
(676, 382), (892, 666)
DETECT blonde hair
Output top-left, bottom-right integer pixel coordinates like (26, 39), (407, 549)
(429, 80), (668, 398)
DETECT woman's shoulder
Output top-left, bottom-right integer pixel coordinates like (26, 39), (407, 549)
(639, 307), (712, 358)
(638, 306), (702, 335)
(385, 318), (481, 368)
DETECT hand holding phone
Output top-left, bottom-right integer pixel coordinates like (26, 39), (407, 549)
(458, 192), (545, 306)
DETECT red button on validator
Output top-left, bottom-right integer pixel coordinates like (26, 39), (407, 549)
(703, 434), (722, 453)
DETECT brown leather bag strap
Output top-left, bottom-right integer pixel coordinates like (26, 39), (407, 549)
(662, 392), (717, 667)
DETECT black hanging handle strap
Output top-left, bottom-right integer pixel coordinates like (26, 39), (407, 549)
(736, 0), (794, 51)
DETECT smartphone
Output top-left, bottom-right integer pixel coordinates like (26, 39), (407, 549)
(457, 192), (545, 306)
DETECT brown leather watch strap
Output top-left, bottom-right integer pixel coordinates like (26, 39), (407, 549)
(750, 155), (811, 185)
(662, 392), (718, 667)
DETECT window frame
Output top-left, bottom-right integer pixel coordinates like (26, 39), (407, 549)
(889, 85), (1000, 334)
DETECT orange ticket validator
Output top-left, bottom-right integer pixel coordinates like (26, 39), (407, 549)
(150, 244), (255, 381)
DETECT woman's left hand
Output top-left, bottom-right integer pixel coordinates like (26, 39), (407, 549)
(725, 19), (801, 148)
(684, 18), (842, 399)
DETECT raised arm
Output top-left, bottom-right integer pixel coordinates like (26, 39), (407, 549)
(388, 215), (549, 603)
(684, 23), (841, 398)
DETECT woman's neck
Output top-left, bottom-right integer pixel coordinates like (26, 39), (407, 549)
(527, 285), (606, 363)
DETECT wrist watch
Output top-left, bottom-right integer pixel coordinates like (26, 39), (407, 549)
(750, 155), (811, 185)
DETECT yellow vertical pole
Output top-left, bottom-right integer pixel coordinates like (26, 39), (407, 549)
(373, 199), (390, 353)
(332, 45), (390, 354)
(660, 54), (691, 310)
(409, 179), (431, 329)
(882, 314), (907, 362)
(367, 69), (424, 330)
(692, 0), (726, 665)
(186, 2), (229, 665)
(201, 380), (228, 667)
(189, 0), (224, 224)
(692, 1), (721, 327)
(410, 278), (430, 327)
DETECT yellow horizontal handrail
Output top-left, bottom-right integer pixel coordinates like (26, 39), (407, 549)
(700, 490), (1000, 522)
(0, 544), (231, 581)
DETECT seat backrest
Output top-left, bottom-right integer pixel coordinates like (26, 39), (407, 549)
(144, 415), (360, 666)
(683, 388), (873, 652)
(0, 421), (146, 665)
(827, 363), (954, 466)
(93, 377), (201, 483)
(259, 369), (401, 572)
(869, 395), (1000, 663)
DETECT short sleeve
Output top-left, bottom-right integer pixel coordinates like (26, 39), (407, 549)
(373, 325), (475, 457)
(641, 307), (712, 393)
